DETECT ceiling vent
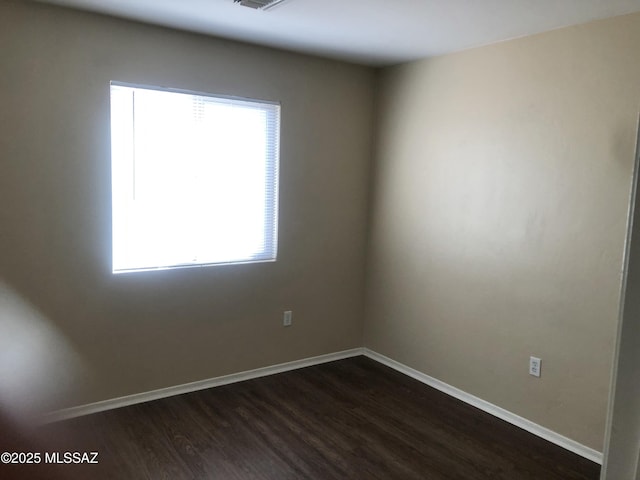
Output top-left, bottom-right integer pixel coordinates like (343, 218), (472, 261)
(234, 0), (287, 10)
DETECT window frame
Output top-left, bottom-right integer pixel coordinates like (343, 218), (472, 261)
(109, 81), (281, 274)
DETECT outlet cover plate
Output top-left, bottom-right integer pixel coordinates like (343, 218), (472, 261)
(529, 356), (541, 377)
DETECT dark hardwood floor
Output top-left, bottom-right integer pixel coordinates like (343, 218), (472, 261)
(13, 356), (600, 479)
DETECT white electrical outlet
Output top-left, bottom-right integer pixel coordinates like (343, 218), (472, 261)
(283, 310), (292, 327)
(529, 356), (541, 377)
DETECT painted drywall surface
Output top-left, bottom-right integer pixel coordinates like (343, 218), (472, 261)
(0, 1), (374, 410)
(365, 13), (640, 450)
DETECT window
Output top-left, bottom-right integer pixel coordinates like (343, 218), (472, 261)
(110, 83), (280, 273)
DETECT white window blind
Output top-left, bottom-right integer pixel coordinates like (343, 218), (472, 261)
(110, 83), (280, 273)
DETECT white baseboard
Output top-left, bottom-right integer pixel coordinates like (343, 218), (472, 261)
(41, 348), (364, 424)
(42, 346), (603, 465)
(363, 348), (603, 465)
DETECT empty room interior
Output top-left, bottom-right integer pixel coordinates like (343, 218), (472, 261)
(3, 0), (640, 478)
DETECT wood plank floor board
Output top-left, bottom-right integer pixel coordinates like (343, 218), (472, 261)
(28, 356), (599, 480)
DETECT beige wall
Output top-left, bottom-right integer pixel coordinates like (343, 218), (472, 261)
(0, 1), (374, 410)
(366, 13), (640, 450)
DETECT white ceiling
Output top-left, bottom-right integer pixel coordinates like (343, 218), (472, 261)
(32, 0), (640, 66)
